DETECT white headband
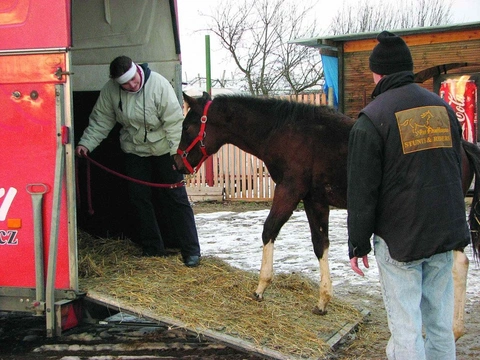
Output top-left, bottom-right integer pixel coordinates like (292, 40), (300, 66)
(115, 62), (137, 84)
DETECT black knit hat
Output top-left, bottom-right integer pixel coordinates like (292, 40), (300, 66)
(369, 31), (413, 75)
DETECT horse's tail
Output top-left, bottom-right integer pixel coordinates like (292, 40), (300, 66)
(462, 140), (480, 261)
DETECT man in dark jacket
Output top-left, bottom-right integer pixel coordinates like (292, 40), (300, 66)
(347, 31), (470, 359)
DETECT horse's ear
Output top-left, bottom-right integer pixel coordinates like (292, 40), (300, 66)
(183, 91), (196, 108)
(183, 91), (203, 114)
(183, 91), (193, 104)
(202, 91), (212, 101)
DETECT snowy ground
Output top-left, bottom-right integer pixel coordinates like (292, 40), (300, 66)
(195, 208), (479, 301)
(195, 208), (480, 357)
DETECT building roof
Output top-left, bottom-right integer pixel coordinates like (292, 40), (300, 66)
(290, 21), (480, 50)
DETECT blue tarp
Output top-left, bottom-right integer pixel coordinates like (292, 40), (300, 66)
(321, 54), (339, 108)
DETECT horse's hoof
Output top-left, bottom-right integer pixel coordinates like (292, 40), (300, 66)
(252, 292), (264, 302)
(454, 329), (465, 342)
(312, 306), (327, 315)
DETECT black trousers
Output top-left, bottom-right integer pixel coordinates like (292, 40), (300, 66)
(124, 153), (200, 258)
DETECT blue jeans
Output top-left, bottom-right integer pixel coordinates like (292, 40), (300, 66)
(373, 235), (455, 360)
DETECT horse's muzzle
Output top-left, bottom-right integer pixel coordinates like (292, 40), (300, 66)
(172, 154), (189, 174)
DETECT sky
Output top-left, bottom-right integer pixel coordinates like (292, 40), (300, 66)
(177, 0), (480, 86)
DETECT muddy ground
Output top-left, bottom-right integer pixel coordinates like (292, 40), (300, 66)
(1, 200), (478, 359)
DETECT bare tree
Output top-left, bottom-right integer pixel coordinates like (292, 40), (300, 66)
(329, 0), (453, 35)
(205, 0), (323, 96)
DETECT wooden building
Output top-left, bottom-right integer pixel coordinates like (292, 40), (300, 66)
(292, 22), (480, 125)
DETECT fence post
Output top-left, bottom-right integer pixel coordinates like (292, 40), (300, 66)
(204, 35), (214, 186)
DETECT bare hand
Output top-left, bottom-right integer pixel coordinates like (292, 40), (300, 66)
(75, 145), (89, 158)
(350, 255), (369, 277)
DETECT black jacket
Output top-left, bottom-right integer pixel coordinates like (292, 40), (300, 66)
(347, 71), (470, 262)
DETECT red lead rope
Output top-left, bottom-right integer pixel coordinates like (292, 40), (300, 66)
(84, 154), (186, 188)
(76, 154), (186, 215)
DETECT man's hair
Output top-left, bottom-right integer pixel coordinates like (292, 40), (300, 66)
(109, 56), (133, 79)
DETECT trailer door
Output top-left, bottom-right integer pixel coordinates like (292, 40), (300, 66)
(0, 0), (78, 336)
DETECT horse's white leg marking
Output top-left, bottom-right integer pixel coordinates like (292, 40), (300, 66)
(314, 247), (332, 314)
(452, 249), (469, 341)
(255, 240), (274, 299)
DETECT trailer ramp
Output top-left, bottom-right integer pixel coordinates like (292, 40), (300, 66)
(85, 290), (370, 360)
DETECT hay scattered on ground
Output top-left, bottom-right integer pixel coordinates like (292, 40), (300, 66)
(78, 230), (364, 359)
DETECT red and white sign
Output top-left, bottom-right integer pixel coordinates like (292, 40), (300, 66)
(440, 77), (478, 143)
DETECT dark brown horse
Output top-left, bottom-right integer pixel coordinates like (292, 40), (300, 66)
(174, 92), (480, 340)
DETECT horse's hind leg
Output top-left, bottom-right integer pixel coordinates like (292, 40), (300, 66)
(304, 198), (332, 315)
(312, 247), (331, 315)
(253, 187), (300, 301)
(452, 249), (469, 341)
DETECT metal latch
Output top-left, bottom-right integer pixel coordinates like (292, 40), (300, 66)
(54, 67), (74, 80)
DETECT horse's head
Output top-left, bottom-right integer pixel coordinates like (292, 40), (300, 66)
(173, 91), (213, 174)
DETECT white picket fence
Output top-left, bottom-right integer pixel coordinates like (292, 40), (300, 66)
(185, 144), (275, 201)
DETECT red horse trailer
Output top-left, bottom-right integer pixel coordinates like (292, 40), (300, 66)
(0, 0), (182, 336)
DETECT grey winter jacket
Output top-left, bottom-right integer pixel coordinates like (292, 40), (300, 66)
(78, 66), (183, 157)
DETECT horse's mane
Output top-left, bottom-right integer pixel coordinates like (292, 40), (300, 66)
(214, 95), (353, 132)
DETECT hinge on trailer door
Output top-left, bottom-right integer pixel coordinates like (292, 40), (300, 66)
(54, 67), (74, 80)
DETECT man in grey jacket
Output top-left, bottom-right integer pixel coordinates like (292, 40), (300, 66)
(76, 56), (201, 267)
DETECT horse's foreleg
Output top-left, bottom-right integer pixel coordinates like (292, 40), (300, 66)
(452, 249), (469, 341)
(312, 247), (332, 315)
(253, 186), (300, 302)
(253, 241), (274, 300)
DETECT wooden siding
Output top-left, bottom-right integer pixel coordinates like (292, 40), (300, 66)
(185, 92), (327, 201)
(343, 35), (480, 119)
(343, 29), (480, 52)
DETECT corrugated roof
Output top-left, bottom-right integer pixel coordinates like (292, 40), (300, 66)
(290, 21), (480, 49)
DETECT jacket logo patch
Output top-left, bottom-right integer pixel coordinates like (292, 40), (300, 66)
(396, 106), (452, 154)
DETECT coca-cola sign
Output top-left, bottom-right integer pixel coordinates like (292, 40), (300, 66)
(440, 77), (477, 143)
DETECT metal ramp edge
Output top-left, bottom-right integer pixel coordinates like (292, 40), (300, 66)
(85, 290), (370, 360)
(326, 308), (371, 349)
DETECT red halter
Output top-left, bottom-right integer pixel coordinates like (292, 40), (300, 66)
(177, 100), (212, 174)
